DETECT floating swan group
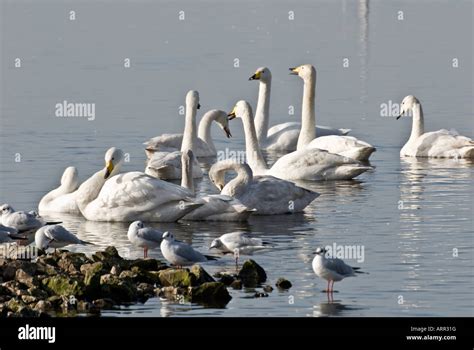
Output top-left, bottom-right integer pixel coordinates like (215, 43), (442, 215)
(1, 64), (472, 274)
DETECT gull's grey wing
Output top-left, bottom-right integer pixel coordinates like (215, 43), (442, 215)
(137, 227), (163, 244)
(325, 258), (356, 277)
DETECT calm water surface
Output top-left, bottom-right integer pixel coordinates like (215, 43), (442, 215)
(0, 0), (473, 317)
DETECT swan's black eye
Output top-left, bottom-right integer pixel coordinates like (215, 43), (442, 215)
(112, 157), (115, 160)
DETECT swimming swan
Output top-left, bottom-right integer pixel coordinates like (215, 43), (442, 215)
(397, 95), (474, 158)
(38, 166), (81, 215)
(249, 66), (350, 152)
(75, 147), (203, 222)
(145, 90), (203, 180)
(209, 159), (319, 215)
(228, 101), (372, 181)
(144, 109), (232, 158)
(289, 64), (375, 161)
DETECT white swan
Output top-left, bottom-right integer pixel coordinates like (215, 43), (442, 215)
(209, 159), (319, 215)
(38, 166), (81, 215)
(248, 67), (350, 152)
(397, 95), (474, 158)
(144, 109), (232, 158)
(288, 64), (375, 161)
(180, 150), (254, 222)
(75, 147), (203, 222)
(145, 90), (203, 180)
(228, 101), (372, 181)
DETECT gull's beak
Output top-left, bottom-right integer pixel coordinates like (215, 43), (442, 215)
(104, 160), (114, 179)
(197, 103), (201, 110)
(223, 126), (232, 138)
(289, 67), (299, 75)
(249, 71), (261, 81)
(227, 106), (237, 120)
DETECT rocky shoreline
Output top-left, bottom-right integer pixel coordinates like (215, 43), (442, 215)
(0, 246), (291, 317)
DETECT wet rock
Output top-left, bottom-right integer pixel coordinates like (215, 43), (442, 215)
(238, 260), (267, 287)
(5, 298), (25, 312)
(28, 287), (49, 300)
(130, 266), (161, 284)
(16, 306), (40, 317)
(218, 274), (236, 286)
(47, 295), (63, 309)
(118, 270), (137, 282)
(158, 268), (197, 288)
(190, 265), (215, 285)
(42, 275), (85, 297)
(263, 285), (274, 293)
(275, 278), (292, 290)
(34, 300), (53, 313)
(189, 282), (232, 306)
(3, 280), (27, 296)
(3, 260), (37, 281)
(100, 274), (137, 302)
(15, 269), (38, 289)
(137, 283), (155, 297)
(92, 298), (116, 310)
(81, 262), (105, 298)
(77, 300), (100, 315)
(0, 285), (12, 297)
(58, 252), (91, 274)
(110, 265), (121, 276)
(230, 279), (242, 290)
(129, 258), (166, 271)
(21, 295), (37, 304)
(92, 246), (125, 269)
(157, 286), (187, 302)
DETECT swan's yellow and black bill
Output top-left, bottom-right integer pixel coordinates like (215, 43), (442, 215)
(227, 106), (237, 120)
(104, 160), (114, 179)
(223, 126), (232, 138)
(197, 103), (201, 110)
(249, 71), (261, 80)
(289, 67), (300, 75)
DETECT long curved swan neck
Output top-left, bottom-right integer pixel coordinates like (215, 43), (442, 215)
(221, 162), (253, 197)
(181, 102), (198, 152)
(254, 77), (271, 144)
(409, 103), (424, 141)
(197, 110), (218, 152)
(181, 151), (194, 194)
(75, 169), (107, 213)
(296, 73), (316, 150)
(241, 106), (268, 172)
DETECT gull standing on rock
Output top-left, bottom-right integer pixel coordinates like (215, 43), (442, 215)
(160, 231), (217, 267)
(35, 225), (91, 250)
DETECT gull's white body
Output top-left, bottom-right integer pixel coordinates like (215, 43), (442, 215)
(145, 110), (231, 158)
(75, 148), (202, 222)
(35, 224), (87, 249)
(160, 232), (208, 266)
(0, 204), (46, 232)
(312, 253), (356, 283)
(38, 166), (81, 215)
(210, 232), (267, 255)
(398, 95), (474, 158)
(127, 221), (163, 258)
(289, 64), (375, 161)
(144, 91), (203, 180)
(209, 160), (319, 214)
(231, 101), (372, 181)
(249, 67), (349, 152)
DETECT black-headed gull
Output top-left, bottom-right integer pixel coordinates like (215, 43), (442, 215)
(35, 224), (90, 250)
(160, 231), (217, 267)
(127, 220), (163, 258)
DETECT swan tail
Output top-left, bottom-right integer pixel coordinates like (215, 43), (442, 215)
(356, 146), (377, 162)
(460, 146), (474, 159)
(204, 255), (219, 261)
(335, 165), (372, 180)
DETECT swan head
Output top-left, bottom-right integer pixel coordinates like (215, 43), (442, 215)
(209, 238), (224, 250)
(104, 147), (124, 179)
(0, 204), (14, 216)
(214, 110), (232, 138)
(60, 166), (79, 190)
(186, 90), (201, 110)
(289, 64), (316, 81)
(227, 100), (252, 121)
(397, 95), (419, 119)
(209, 165), (226, 191)
(249, 67), (271, 83)
(162, 231), (174, 241)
